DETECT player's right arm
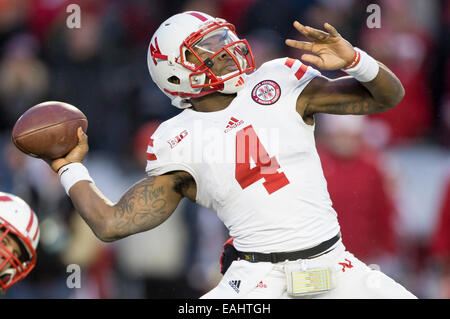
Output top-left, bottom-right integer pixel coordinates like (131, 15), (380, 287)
(68, 173), (187, 242)
(46, 128), (196, 242)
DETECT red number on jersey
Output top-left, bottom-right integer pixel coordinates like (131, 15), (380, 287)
(235, 125), (289, 194)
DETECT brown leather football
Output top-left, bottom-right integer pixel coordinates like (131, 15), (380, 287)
(11, 101), (88, 159)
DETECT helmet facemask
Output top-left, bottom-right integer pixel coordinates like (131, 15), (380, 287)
(0, 223), (35, 292)
(180, 21), (255, 96)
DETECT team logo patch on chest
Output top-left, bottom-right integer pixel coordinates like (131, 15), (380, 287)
(251, 80), (281, 105)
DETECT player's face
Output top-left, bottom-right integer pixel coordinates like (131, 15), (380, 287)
(0, 230), (22, 272)
(187, 28), (246, 76)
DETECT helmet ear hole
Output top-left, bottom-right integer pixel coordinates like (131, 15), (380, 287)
(168, 76), (180, 84)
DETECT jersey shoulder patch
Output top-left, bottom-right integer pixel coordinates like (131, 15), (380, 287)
(246, 58), (321, 108)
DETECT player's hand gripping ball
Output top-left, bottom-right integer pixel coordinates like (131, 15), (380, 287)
(11, 101), (88, 159)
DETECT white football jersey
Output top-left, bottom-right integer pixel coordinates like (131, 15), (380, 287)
(146, 58), (340, 253)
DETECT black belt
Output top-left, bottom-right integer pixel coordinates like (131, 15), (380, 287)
(237, 233), (341, 263)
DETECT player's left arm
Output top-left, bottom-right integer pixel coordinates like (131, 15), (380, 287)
(286, 22), (405, 118)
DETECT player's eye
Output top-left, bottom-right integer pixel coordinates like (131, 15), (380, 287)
(0, 238), (18, 258)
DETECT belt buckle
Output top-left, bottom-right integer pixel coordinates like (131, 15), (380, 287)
(270, 253), (278, 263)
(242, 253), (256, 262)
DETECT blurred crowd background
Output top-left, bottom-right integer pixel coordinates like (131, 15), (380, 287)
(0, 0), (449, 299)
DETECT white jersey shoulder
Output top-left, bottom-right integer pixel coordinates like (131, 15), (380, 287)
(239, 57), (321, 116)
(146, 112), (190, 170)
(145, 112), (196, 178)
(250, 57), (321, 92)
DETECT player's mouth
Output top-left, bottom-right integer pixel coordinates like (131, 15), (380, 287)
(0, 273), (11, 286)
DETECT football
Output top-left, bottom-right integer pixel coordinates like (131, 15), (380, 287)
(11, 101), (88, 159)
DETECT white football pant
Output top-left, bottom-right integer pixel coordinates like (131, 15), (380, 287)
(201, 242), (417, 299)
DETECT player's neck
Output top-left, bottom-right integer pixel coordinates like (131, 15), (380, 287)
(190, 92), (237, 113)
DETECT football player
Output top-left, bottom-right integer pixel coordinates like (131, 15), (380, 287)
(44, 11), (416, 298)
(0, 192), (39, 293)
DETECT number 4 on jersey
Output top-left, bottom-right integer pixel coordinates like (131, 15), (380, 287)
(235, 125), (290, 194)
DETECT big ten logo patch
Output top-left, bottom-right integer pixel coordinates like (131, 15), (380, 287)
(167, 130), (188, 148)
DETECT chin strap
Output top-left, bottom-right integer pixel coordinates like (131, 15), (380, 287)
(168, 72), (247, 108)
(219, 72), (247, 94)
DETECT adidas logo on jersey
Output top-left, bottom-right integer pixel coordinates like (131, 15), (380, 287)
(256, 280), (267, 288)
(224, 117), (244, 133)
(229, 280), (241, 293)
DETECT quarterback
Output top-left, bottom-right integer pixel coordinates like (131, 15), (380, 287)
(46, 11), (415, 298)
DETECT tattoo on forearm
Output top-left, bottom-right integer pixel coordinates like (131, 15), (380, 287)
(113, 177), (168, 235)
(322, 99), (386, 115)
(332, 100), (370, 114)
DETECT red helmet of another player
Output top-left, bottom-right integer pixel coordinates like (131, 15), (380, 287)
(0, 192), (39, 292)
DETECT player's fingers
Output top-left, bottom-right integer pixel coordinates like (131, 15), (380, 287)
(323, 23), (340, 37)
(300, 54), (323, 68)
(292, 21), (308, 36)
(77, 127), (88, 145)
(292, 21), (317, 41)
(303, 25), (330, 41)
(285, 39), (314, 52)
